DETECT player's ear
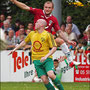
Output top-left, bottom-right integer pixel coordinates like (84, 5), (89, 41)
(52, 8), (54, 11)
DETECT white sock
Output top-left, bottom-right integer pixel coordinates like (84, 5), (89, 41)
(48, 77), (54, 86)
(60, 43), (73, 63)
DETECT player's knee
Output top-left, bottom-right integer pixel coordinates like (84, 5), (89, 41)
(47, 71), (56, 80)
(41, 75), (49, 84)
(59, 39), (64, 45)
(55, 38), (64, 46)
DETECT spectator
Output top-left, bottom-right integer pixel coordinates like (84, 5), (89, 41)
(85, 24), (90, 32)
(74, 39), (83, 56)
(65, 26), (77, 41)
(80, 40), (88, 57)
(66, 16), (81, 38)
(81, 40), (88, 51)
(60, 23), (67, 34)
(27, 22), (33, 30)
(86, 28), (90, 42)
(68, 39), (78, 50)
(4, 31), (8, 40)
(0, 14), (5, 28)
(23, 29), (32, 50)
(2, 20), (11, 31)
(25, 22), (33, 34)
(6, 29), (17, 50)
(16, 28), (25, 37)
(6, 15), (14, 29)
(19, 22), (25, 29)
(87, 29), (90, 50)
(17, 34), (25, 44)
(16, 28), (26, 44)
(26, 29), (32, 35)
(13, 19), (20, 32)
(6, 16), (12, 24)
(82, 31), (88, 41)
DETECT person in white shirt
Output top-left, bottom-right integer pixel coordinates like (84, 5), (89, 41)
(65, 26), (77, 41)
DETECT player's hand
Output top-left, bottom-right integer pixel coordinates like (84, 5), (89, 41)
(8, 50), (14, 55)
(67, 40), (76, 47)
(40, 57), (47, 62)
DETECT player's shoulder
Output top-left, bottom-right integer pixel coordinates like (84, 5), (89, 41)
(45, 31), (53, 37)
(50, 15), (58, 22)
(51, 15), (58, 20)
(28, 31), (36, 35)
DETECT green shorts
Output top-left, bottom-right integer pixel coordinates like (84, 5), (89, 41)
(33, 58), (55, 78)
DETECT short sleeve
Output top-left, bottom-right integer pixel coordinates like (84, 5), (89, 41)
(47, 33), (57, 48)
(24, 31), (34, 44)
(53, 18), (60, 32)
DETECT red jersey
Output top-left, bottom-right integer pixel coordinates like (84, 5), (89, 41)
(29, 7), (60, 34)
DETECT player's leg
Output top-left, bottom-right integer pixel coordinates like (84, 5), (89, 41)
(33, 60), (55, 90)
(47, 71), (64, 90)
(55, 38), (80, 67)
(41, 75), (55, 90)
(48, 77), (59, 90)
(45, 58), (64, 90)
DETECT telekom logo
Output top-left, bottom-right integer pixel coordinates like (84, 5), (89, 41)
(12, 52), (29, 72)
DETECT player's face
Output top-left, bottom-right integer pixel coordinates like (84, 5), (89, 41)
(44, 3), (54, 16)
(35, 20), (41, 30)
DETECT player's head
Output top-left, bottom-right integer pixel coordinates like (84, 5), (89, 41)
(44, 1), (54, 16)
(35, 19), (47, 30)
(54, 59), (59, 68)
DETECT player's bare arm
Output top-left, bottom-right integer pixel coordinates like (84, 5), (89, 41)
(40, 46), (57, 62)
(57, 30), (76, 46)
(10, 0), (30, 11)
(8, 41), (26, 55)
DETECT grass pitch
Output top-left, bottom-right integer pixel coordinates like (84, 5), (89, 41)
(1, 82), (89, 90)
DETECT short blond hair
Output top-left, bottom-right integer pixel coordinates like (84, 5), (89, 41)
(44, 1), (54, 8)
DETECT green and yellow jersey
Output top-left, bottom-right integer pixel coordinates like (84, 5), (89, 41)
(24, 30), (57, 60)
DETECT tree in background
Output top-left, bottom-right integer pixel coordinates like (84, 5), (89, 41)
(62, 0), (90, 35)
(0, 0), (51, 26)
(0, 0), (90, 34)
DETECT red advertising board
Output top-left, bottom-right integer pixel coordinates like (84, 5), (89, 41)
(74, 51), (90, 82)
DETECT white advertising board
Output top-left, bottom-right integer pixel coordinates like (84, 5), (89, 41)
(1, 50), (74, 82)
(1, 50), (35, 82)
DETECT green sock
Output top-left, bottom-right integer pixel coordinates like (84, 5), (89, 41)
(45, 82), (55, 90)
(64, 59), (68, 66)
(75, 65), (78, 70)
(53, 77), (64, 90)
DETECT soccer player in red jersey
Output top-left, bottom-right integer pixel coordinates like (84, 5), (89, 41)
(10, 0), (80, 68)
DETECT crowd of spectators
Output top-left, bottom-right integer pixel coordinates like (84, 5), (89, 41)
(0, 14), (90, 52)
(0, 14), (33, 50)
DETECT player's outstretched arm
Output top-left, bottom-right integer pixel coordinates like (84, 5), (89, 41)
(8, 41), (26, 55)
(58, 30), (76, 46)
(10, 0), (30, 11)
(40, 47), (57, 62)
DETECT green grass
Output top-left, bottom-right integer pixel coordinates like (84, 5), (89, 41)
(1, 82), (89, 90)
